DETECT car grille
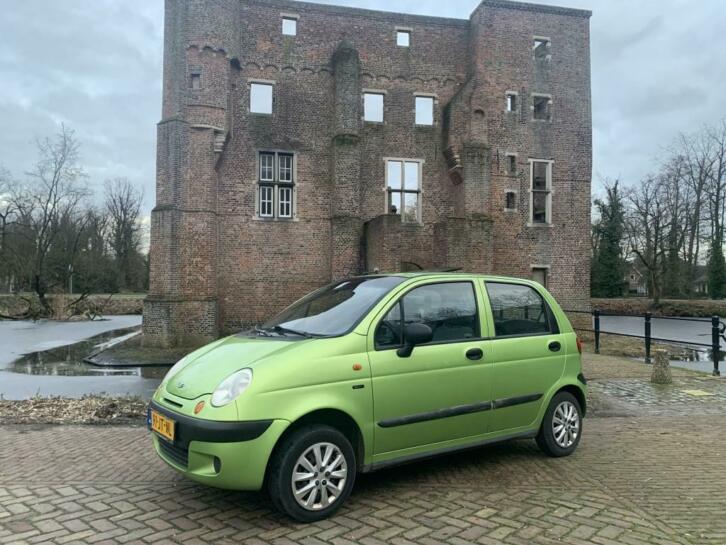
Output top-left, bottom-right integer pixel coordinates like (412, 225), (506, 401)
(157, 439), (189, 469)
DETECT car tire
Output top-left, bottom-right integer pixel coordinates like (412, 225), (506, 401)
(536, 391), (582, 457)
(267, 424), (356, 522)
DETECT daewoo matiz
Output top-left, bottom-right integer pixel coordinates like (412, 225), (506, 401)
(149, 273), (587, 521)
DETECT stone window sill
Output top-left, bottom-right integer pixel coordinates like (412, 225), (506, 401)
(253, 216), (300, 222)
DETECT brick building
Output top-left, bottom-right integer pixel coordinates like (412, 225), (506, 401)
(143, 0), (592, 347)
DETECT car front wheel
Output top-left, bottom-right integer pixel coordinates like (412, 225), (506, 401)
(536, 391), (582, 457)
(267, 424), (356, 522)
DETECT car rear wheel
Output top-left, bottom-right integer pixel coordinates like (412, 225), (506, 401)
(267, 424), (356, 522)
(536, 391), (582, 457)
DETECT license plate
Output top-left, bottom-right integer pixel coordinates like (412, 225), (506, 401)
(150, 410), (175, 442)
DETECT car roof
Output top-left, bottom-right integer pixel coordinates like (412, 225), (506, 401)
(360, 271), (540, 284)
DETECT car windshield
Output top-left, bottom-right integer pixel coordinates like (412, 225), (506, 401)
(261, 276), (405, 337)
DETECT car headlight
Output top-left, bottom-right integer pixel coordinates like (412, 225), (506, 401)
(211, 368), (253, 407)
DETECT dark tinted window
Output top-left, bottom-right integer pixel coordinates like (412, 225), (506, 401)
(263, 276), (404, 336)
(375, 282), (479, 348)
(486, 282), (556, 337)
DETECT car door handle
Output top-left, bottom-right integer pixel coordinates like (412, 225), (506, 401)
(548, 341), (561, 352)
(466, 348), (484, 360)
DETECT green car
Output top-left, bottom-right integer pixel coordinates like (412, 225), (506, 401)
(149, 273), (586, 521)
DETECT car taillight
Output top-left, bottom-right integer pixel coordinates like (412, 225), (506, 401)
(576, 337), (583, 354)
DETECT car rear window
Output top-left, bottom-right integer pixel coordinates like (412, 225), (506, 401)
(486, 282), (558, 337)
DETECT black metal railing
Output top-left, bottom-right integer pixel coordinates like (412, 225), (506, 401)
(564, 309), (723, 377)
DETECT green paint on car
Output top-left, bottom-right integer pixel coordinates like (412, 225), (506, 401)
(149, 273), (587, 521)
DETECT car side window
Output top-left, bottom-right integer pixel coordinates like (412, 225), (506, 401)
(375, 282), (479, 348)
(375, 301), (403, 348)
(486, 282), (558, 337)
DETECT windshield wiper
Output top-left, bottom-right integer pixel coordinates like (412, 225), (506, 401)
(255, 325), (326, 339)
(253, 326), (274, 337)
(270, 325), (320, 338)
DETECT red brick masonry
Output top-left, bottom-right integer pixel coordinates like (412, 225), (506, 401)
(144, 0), (592, 346)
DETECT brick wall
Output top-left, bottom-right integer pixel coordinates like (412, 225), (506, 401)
(144, 0), (592, 346)
(470, 2), (592, 313)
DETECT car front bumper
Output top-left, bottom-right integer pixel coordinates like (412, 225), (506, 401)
(148, 400), (289, 491)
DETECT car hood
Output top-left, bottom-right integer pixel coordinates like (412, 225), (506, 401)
(165, 334), (304, 400)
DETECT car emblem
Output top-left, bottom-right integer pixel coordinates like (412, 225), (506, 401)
(176, 381), (185, 389)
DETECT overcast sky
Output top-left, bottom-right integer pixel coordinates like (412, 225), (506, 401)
(1, 0), (725, 216)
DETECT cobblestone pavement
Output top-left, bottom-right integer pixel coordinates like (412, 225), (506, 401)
(1, 357), (725, 545)
(589, 377), (726, 415)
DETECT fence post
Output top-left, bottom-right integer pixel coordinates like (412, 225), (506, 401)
(593, 309), (600, 354)
(644, 312), (652, 364)
(712, 316), (721, 377)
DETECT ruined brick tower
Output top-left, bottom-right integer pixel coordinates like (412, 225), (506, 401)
(144, 0), (592, 347)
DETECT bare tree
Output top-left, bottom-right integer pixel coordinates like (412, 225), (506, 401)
(0, 167), (21, 291)
(0, 168), (18, 253)
(659, 155), (690, 297)
(611, 124), (725, 301)
(626, 176), (669, 303)
(675, 131), (712, 290)
(0, 126), (150, 309)
(17, 125), (88, 312)
(104, 178), (144, 291)
(705, 120), (726, 297)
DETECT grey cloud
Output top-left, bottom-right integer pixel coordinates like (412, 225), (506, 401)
(1, 0), (725, 212)
(0, 0), (162, 211)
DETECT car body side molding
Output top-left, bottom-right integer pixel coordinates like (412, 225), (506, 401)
(491, 393), (543, 409)
(376, 393), (543, 429)
(377, 401), (493, 428)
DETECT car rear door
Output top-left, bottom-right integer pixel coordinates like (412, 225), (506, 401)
(367, 279), (493, 455)
(482, 280), (567, 433)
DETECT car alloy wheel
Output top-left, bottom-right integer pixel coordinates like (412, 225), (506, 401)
(291, 442), (348, 511)
(552, 400), (579, 448)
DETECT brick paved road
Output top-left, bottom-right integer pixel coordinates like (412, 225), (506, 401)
(1, 366), (725, 544)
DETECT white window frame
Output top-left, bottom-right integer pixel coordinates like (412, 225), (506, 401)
(257, 151), (296, 220)
(249, 81), (274, 115)
(384, 158), (423, 224)
(528, 159), (553, 226)
(396, 27), (411, 47)
(505, 91), (518, 113)
(259, 185), (274, 218)
(259, 152), (275, 181)
(278, 186), (293, 218)
(281, 14), (298, 36)
(278, 153), (293, 182)
(363, 91), (385, 123)
(414, 94), (435, 126)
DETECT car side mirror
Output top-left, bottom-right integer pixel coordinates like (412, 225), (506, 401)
(397, 323), (433, 358)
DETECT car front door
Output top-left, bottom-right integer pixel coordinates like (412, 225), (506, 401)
(367, 280), (493, 456)
(483, 281), (567, 433)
